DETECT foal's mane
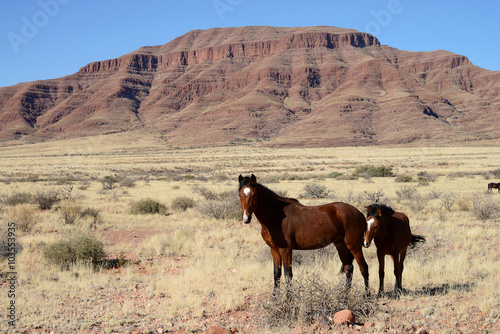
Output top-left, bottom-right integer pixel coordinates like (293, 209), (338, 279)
(238, 176), (298, 203)
(367, 203), (395, 217)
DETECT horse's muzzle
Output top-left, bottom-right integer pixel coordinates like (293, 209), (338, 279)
(363, 240), (371, 248)
(242, 213), (252, 224)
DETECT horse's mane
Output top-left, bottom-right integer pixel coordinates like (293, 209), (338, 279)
(366, 203), (395, 217)
(238, 176), (298, 203)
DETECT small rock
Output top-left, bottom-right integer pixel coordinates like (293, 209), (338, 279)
(416, 327), (427, 334)
(365, 322), (374, 328)
(333, 309), (355, 325)
(206, 326), (232, 334)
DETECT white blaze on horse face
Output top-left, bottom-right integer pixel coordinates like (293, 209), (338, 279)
(367, 218), (375, 232)
(242, 187), (252, 221)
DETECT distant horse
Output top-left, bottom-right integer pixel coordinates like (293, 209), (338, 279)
(364, 204), (425, 296)
(238, 174), (369, 292)
(487, 183), (500, 192)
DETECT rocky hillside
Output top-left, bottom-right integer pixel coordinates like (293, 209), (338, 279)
(1, 26), (499, 146)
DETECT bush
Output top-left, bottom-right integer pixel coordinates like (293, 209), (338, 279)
(80, 207), (102, 229)
(34, 189), (59, 210)
(1, 192), (32, 206)
(456, 196), (472, 211)
(395, 186), (417, 202)
(101, 175), (120, 190)
(353, 165), (394, 178)
(302, 183), (329, 199)
(440, 192), (456, 211)
(472, 196), (499, 222)
(395, 175), (413, 183)
(327, 171), (343, 179)
(10, 204), (38, 233)
(193, 186), (219, 200)
(490, 168), (500, 178)
(363, 189), (385, 204)
(119, 177), (136, 188)
(59, 199), (82, 224)
(417, 171), (436, 186)
(259, 272), (377, 328)
(408, 192), (433, 213)
(171, 196), (195, 211)
(130, 198), (167, 215)
(197, 190), (241, 220)
(43, 234), (106, 269)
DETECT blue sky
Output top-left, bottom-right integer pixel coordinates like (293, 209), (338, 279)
(1, 0), (499, 88)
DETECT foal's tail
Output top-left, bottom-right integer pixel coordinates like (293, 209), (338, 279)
(409, 234), (426, 249)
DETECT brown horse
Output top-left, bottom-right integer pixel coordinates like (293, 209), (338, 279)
(238, 174), (369, 292)
(487, 183), (500, 192)
(364, 204), (425, 296)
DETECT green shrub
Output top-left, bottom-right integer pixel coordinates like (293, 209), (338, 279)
(327, 171), (343, 179)
(171, 196), (195, 211)
(43, 234), (106, 269)
(2, 192), (32, 206)
(417, 171), (436, 186)
(130, 198), (167, 215)
(353, 165), (394, 178)
(395, 174), (413, 183)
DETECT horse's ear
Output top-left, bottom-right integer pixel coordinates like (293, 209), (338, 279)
(376, 208), (382, 217)
(238, 174), (243, 182)
(250, 174), (257, 184)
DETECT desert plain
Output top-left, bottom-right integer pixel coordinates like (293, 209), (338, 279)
(0, 132), (499, 333)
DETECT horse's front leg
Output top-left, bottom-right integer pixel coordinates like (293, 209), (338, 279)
(270, 248), (282, 291)
(279, 247), (293, 285)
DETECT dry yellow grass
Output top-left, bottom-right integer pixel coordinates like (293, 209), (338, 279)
(0, 134), (499, 333)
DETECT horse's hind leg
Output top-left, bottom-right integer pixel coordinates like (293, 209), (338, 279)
(338, 249), (354, 274)
(391, 250), (406, 297)
(334, 241), (354, 290)
(348, 245), (370, 293)
(377, 250), (385, 295)
(396, 249), (407, 295)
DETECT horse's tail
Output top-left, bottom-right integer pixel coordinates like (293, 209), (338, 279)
(409, 234), (426, 249)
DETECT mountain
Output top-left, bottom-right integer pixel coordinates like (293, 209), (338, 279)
(1, 26), (499, 147)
